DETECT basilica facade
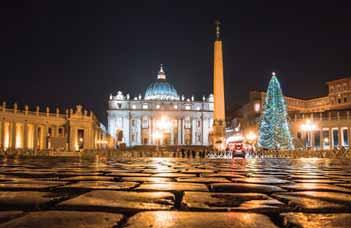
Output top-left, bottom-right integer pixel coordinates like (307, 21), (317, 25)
(107, 65), (214, 147)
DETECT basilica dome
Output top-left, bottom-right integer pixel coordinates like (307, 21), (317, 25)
(144, 65), (179, 101)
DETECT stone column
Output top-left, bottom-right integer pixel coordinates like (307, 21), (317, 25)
(329, 128), (333, 149)
(91, 128), (95, 149)
(69, 127), (75, 151)
(181, 118), (185, 145)
(319, 129), (323, 149)
(129, 113), (132, 146)
(56, 126), (60, 138)
(89, 128), (93, 149)
(138, 117), (142, 145)
(202, 118), (208, 146)
(177, 119), (181, 145)
(148, 117), (152, 145)
(152, 118), (156, 145)
(43, 125), (48, 149)
(33, 125), (38, 151)
(84, 128), (90, 150)
(23, 122), (28, 149)
(171, 125), (174, 145)
(192, 118), (196, 145)
(201, 115), (204, 145)
(0, 120), (2, 149)
(11, 122), (16, 149)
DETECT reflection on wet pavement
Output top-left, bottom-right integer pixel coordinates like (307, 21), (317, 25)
(0, 157), (350, 227)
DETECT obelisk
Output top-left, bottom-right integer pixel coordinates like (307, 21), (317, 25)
(212, 20), (226, 150)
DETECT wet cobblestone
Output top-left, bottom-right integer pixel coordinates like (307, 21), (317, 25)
(0, 157), (350, 227)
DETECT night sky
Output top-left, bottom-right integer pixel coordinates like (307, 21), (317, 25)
(1, 1), (351, 125)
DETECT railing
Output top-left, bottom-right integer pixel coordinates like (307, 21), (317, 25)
(2, 148), (351, 159)
(291, 111), (351, 122)
(252, 148), (351, 159)
(1, 108), (93, 120)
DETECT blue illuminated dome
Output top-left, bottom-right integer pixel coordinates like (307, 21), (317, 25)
(144, 65), (179, 101)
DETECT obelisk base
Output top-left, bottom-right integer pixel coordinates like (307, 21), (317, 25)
(212, 119), (226, 151)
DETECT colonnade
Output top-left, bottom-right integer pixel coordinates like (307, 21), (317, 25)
(298, 126), (351, 150)
(0, 103), (115, 151)
(0, 119), (73, 150)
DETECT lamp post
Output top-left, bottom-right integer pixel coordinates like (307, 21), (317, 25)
(300, 119), (317, 149)
(245, 131), (257, 152)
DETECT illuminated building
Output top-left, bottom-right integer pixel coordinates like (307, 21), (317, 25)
(0, 103), (114, 151)
(107, 65), (214, 147)
(238, 77), (351, 150)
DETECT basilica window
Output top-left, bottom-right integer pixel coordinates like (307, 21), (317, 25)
(131, 134), (135, 142)
(142, 104), (148, 109)
(132, 119), (136, 127)
(197, 120), (201, 128)
(132, 104), (136, 109)
(185, 105), (191, 110)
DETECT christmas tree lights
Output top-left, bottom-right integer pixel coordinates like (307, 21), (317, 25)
(258, 72), (294, 150)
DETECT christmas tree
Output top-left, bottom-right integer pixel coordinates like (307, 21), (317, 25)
(258, 72), (294, 150)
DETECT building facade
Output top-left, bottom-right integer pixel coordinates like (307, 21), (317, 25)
(239, 76), (351, 150)
(107, 65), (214, 147)
(0, 103), (114, 152)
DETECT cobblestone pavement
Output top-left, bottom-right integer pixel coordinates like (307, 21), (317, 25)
(0, 157), (351, 227)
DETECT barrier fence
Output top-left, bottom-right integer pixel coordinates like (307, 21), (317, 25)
(1, 147), (351, 159)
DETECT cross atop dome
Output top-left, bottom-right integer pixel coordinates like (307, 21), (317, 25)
(157, 64), (166, 80)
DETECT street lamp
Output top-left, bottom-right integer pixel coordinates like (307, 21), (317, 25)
(246, 131), (257, 142)
(300, 119), (317, 149)
(245, 131), (257, 152)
